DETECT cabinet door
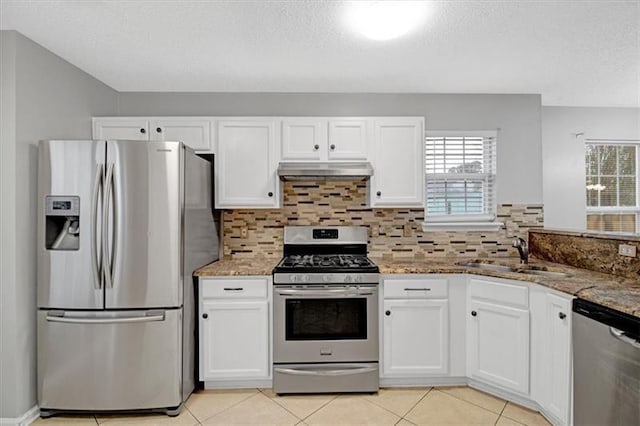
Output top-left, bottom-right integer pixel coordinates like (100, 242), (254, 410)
(370, 118), (424, 207)
(543, 294), (572, 425)
(281, 118), (325, 161)
(150, 118), (213, 152)
(383, 299), (449, 377)
(328, 119), (368, 160)
(200, 300), (269, 380)
(467, 299), (530, 394)
(93, 118), (149, 141)
(216, 120), (279, 208)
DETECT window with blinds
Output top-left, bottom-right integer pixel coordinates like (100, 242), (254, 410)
(585, 141), (639, 234)
(425, 131), (497, 224)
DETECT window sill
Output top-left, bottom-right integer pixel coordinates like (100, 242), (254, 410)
(421, 221), (504, 232)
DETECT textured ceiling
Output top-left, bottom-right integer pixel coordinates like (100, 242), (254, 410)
(1, 0), (639, 107)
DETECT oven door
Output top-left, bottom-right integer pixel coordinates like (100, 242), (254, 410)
(273, 284), (379, 363)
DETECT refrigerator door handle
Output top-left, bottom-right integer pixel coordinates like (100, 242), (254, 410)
(91, 164), (104, 290)
(45, 312), (165, 324)
(103, 163), (115, 289)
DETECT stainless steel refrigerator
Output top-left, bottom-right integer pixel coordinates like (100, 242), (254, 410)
(37, 140), (219, 416)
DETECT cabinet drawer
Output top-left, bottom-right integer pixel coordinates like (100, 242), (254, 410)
(468, 278), (528, 308)
(384, 278), (448, 299)
(201, 278), (268, 299)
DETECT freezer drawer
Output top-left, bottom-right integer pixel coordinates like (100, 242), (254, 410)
(38, 309), (182, 411)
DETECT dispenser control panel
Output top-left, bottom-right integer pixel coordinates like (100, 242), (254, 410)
(45, 196), (80, 216)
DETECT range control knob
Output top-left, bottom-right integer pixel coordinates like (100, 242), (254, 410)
(301, 275), (310, 283)
(344, 275), (352, 283)
(323, 275), (331, 283)
(290, 275), (299, 283)
(354, 275), (362, 283)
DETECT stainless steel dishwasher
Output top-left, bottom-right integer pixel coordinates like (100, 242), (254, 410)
(573, 298), (640, 426)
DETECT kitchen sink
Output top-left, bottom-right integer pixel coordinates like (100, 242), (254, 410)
(458, 261), (573, 279)
(457, 261), (517, 273)
(517, 269), (572, 279)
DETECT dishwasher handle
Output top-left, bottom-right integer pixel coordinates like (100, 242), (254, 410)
(610, 327), (640, 349)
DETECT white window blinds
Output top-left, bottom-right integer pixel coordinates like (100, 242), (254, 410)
(425, 132), (497, 223)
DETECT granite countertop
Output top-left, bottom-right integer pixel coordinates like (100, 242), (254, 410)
(374, 257), (640, 318)
(194, 256), (640, 318)
(194, 257), (280, 276)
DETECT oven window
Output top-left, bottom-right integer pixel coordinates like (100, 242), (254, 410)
(285, 298), (367, 340)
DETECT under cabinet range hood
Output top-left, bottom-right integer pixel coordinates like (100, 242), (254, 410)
(277, 162), (373, 181)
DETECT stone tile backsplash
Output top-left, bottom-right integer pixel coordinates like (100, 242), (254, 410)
(222, 181), (544, 260)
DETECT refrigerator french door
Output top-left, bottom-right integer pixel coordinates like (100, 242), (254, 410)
(37, 140), (213, 414)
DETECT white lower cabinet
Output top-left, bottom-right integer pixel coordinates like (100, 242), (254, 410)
(541, 292), (573, 425)
(466, 278), (530, 395)
(199, 277), (271, 385)
(381, 277), (449, 379)
(383, 299), (449, 376)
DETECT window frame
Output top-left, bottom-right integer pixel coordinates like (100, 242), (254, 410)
(585, 139), (640, 234)
(423, 130), (502, 231)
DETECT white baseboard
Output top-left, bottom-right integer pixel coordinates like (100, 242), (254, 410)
(380, 376), (467, 387)
(204, 379), (273, 389)
(0, 405), (39, 426)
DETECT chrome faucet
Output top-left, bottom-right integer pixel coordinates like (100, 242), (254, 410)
(512, 237), (529, 264)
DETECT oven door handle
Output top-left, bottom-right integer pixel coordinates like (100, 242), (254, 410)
(276, 289), (373, 297)
(274, 366), (377, 377)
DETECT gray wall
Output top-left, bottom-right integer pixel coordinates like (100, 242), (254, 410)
(0, 30), (118, 419)
(118, 93), (543, 204)
(542, 106), (640, 230)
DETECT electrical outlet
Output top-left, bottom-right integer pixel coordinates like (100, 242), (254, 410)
(240, 227), (248, 238)
(403, 223), (412, 237)
(618, 244), (637, 257)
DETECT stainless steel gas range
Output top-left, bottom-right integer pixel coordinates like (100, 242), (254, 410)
(272, 226), (380, 394)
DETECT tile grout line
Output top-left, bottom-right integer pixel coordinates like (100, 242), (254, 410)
(363, 388), (433, 421)
(192, 388), (261, 424)
(438, 387), (508, 418)
(495, 400), (508, 426)
(356, 393), (406, 421)
(260, 388), (338, 423)
(400, 386), (434, 424)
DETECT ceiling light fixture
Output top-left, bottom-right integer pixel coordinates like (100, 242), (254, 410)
(346, 1), (429, 41)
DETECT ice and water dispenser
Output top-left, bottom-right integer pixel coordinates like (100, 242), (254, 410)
(45, 196), (80, 250)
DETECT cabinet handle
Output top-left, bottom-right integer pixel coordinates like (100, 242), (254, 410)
(330, 144), (336, 150)
(376, 191), (381, 197)
(156, 127), (162, 133)
(385, 310), (391, 316)
(223, 287), (244, 291)
(268, 192), (274, 197)
(313, 144), (320, 150)
(559, 312), (566, 319)
(471, 310), (477, 317)
(202, 313), (208, 319)
(404, 288), (431, 291)
(140, 128), (146, 134)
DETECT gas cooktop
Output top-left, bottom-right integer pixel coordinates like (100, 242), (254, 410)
(273, 254), (379, 274)
(272, 226), (379, 284)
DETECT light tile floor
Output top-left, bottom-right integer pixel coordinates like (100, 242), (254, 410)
(32, 386), (551, 425)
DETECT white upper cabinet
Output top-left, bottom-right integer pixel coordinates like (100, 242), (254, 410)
(370, 118), (425, 207)
(93, 117), (149, 141)
(327, 119), (368, 160)
(93, 117), (214, 152)
(281, 118), (368, 161)
(216, 119), (280, 208)
(149, 118), (213, 152)
(281, 118), (325, 161)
